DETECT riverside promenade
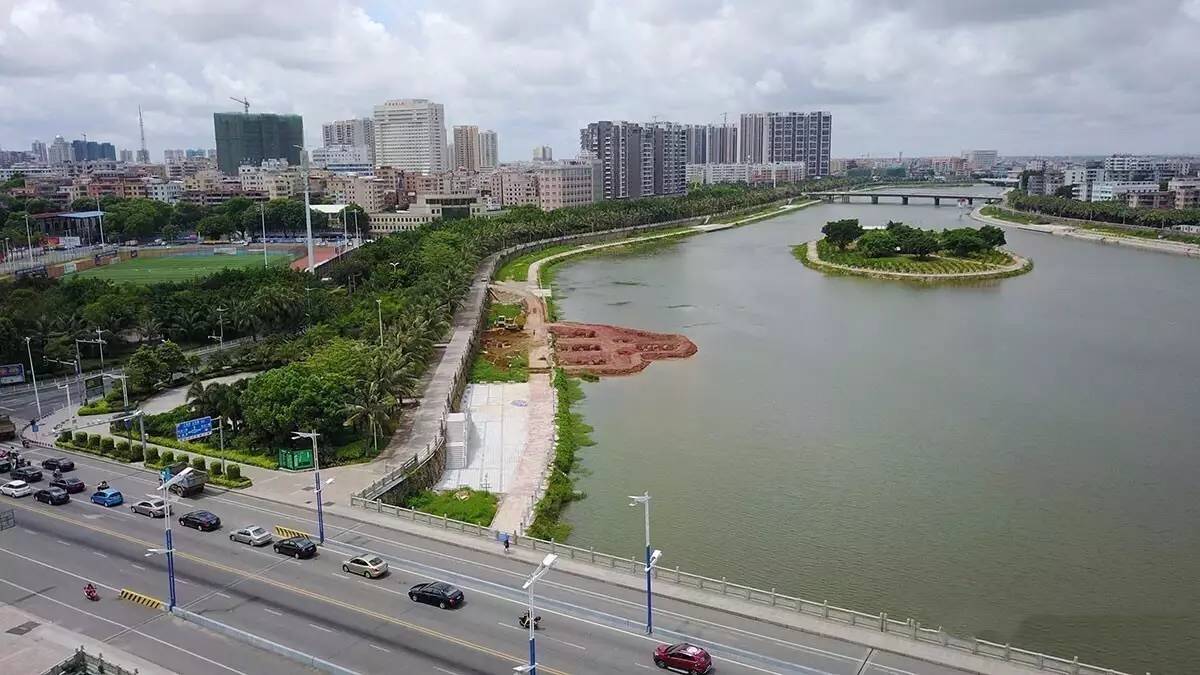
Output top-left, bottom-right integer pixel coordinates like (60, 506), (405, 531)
(971, 206), (1200, 257)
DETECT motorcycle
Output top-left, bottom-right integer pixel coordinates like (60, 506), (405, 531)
(518, 612), (542, 630)
(84, 585), (99, 602)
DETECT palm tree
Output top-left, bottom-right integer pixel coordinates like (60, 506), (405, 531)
(343, 380), (395, 457)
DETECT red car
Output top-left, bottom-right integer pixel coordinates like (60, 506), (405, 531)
(654, 643), (712, 674)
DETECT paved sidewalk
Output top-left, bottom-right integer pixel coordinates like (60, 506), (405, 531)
(0, 604), (175, 675)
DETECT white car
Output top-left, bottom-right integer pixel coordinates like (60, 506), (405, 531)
(229, 525), (272, 547)
(1, 480), (33, 497)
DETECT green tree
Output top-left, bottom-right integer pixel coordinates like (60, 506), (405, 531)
(976, 225), (1006, 248)
(196, 213), (234, 239)
(856, 230), (898, 258)
(125, 344), (167, 390)
(940, 228), (988, 256)
(821, 219), (863, 250)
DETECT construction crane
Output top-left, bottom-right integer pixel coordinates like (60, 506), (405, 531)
(229, 96), (250, 114)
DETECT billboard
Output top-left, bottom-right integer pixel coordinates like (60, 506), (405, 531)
(62, 261), (77, 275)
(176, 416), (213, 441)
(84, 375), (105, 401)
(0, 364), (24, 385)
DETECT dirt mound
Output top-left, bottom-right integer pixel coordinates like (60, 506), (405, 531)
(549, 322), (697, 376)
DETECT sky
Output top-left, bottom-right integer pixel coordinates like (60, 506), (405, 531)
(1, 0), (1197, 162)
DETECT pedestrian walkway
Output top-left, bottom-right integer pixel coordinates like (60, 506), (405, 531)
(0, 604), (175, 675)
(436, 382), (529, 493)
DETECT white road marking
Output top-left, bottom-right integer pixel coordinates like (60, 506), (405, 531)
(633, 664), (651, 669)
(308, 622), (334, 634)
(130, 563), (145, 570)
(433, 668), (462, 675)
(55, 539), (71, 546)
(176, 578), (192, 585)
(91, 551), (108, 558)
(263, 607), (283, 616)
(368, 643), (390, 652)
(214, 592), (232, 599)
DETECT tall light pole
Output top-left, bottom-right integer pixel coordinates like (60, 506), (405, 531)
(629, 492), (662, 634)
(103, 373), (129, 410)
(260, 202), (268, 268)
(209, 307), (225, 346)
(55, 382), (73, 415)
(94, 329), (107, 372)
(294, 145), (315, 273)
(148, 466), (194, 610)
(375, 298), (384, 347)
(25, 213), (34, 262)
(291, 430), (330, 544)
(518, 553), (558, 675)
(24, 337), (42, 420)
(95, 196), (106, 246)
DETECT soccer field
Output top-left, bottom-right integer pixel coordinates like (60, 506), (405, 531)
(75, 253), (295, 283)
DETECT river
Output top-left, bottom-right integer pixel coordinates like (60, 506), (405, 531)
(550, 185), (1200, 674)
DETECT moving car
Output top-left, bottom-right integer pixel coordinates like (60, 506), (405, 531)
(273, 536), (317, 559)
(342, 554), (388, 579)
(130, 497), (168, 518)
(90, 488), (124, 507)
(40, 457), (75, 472)
(34, 487), (70, 505)
(49, 477), (86, 494)
(229, 526), (272, 547)
(10, 466), (42, 483)
(408, 582), (464, 609)
(0, 480), (32, 498)
(653, 643), (713, 674)
(179, 511), (221, 531)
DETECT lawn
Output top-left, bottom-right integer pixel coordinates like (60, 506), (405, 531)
(405, 488), (498, 526)
(496, 244), (577, 282)
(814, 239), (1010, 274)
(76, 253), (294, 284)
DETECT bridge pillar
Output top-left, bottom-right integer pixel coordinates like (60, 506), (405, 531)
(870, 195), (878, 204)
(841, 195), (850, 203)
(901, 196), (908, 205)
(967, 197), (974, 205)
(933, 197), (940, 206)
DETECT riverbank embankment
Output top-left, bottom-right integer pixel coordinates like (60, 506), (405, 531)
(971, 206), (1200, 258)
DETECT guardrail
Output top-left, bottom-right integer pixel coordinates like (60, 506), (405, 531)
(348, 495), (1126, 675)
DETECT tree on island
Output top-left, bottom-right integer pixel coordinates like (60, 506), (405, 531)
(901, 230), (941, 258)
(976, 224), (1006, 248)
(856, 230), (898, 258)
(940, 228), (989, 256)
(821, 219), (863, 249)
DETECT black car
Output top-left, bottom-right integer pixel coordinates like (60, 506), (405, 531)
(40, 457), (75, 472)
(49, 477), (86, 494)
(34, 487), (70, 505)
(179, 511), (221, 531)
(273, 536), (317, 559)
(10, 466), (42, 483)
(408, 582), (464, 609)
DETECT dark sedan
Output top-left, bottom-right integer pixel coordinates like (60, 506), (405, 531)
(408, 582), (464, 609)
(179, 511), (221, 531)
(49, 477), (86, 494)
(40, 457), (75, 472)
(34, 487), (70, 505)
(273, 536), (317, 559)
(10, 466), (42, 483)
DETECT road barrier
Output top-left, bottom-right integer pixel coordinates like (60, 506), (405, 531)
(118, 588), (164, 610)
(273, 525), (310, 540)
(170, 606), (360, 675)
(349, 495), (1128, 675)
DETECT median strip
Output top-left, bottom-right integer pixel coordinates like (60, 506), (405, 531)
(119, 588), (165, 610)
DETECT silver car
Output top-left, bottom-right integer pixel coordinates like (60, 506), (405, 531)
(229, 525), (272, 547)
(342, 554), (388, 579)
(130, 497), (168, 518)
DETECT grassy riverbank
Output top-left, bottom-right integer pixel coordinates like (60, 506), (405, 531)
(497, 244), (578, 282)
(527, 369), (594, 541)
(405, 488), (498, 526)
(980, 205), (1050, 225)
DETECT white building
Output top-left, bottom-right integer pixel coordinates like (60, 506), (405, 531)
(146, 181), (184, 204)
(452, 125), (480, 171)
(686, 162), (806, 186)
(322, 118), (374, 164)
(311, 145), (372, 173)
(238, 164), (302, 199)
(372, 99), (448, 173)
(488, 158), (602, 211)
(48, 136), (71, 164)
(478, 130), (498, 169)
(1089, 181), (1160, 202)
(532, 145), (553, 162)
(369, 193), (485, 235)
(966, 150), (998, 172)
(325, 174), (387, 213)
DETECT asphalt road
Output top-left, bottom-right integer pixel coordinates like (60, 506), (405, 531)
(0, 442), (976, 675)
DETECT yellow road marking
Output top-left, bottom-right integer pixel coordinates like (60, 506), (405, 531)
(11, 502), (568, 674)
(273, 525), (309, 540)
(119, 588), (165, 610)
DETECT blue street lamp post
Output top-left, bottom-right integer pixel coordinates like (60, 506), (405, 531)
(629, 492), (662, 634)
(292, 430), (329, 544)
(516, 554), (558, 675)
(150, 466), (194, 610)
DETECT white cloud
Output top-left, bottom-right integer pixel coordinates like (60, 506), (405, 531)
(0, 0), (1195, 160)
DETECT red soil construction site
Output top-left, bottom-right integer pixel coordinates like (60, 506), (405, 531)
(549, 322), (698, 376)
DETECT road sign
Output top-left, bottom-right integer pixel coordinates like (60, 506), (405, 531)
(84, 375), (105, 401)
(175, 416), (213, 442)
(0, 364), (24, 385)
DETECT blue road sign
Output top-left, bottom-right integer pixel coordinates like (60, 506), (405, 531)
(175, 416), (213, 442)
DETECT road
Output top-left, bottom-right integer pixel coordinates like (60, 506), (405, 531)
(0, 442), (978, 675)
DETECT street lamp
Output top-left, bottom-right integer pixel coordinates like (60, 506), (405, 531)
(628, 491), (661, 634)
(291, 430), (331, 544)
(375, 298), (384, 347)
(209, 307), (225, 346)
(519, 553), (558, 675)
(149, 466), (193, 610)
(95, 196), (106, 246)
(293, 144), (315, 274)
(24, 337), (42, 420)
(102, 373), (129, 410)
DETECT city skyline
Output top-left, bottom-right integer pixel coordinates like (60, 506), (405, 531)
(2, 1), (1198, 161)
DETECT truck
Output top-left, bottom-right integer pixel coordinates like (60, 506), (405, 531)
(163, 461), (208, 497)
(0, 415), (16, 442)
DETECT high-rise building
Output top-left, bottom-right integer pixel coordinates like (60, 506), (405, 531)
(322, 118), (374, 165)
(372, 99), (447, 173)
(648, 123), (687, 196)
(30, 140), (47, 164)
(738, 113), (768, 164)
(48, 136), (70, 164)
(98, 142), (116, 160)
(119, 149), (134, 163)
(212, 112), (304, 175)
(684, 125), (707, 165)
(966, 150), (998, 172)
(311, 145), (373, 173)
(164, 149), (186, 164)
(452, 125), (480, 171)
(532, 145), (553, 162)
(580, 120), (685, 199)
(738, 111), (831, 175)
(479, 130), (498, 169)
(705, 124), (738, 164)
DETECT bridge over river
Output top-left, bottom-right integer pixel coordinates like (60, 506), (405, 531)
(809, 190), (1003, 205)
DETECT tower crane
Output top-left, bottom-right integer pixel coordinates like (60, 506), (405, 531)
(229, 96), (250, 114)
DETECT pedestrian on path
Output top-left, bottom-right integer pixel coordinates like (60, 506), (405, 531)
(502, 532), (510, 553)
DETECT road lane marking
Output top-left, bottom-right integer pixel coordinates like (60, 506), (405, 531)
(92, 551), (108, 558)
(496, 622), (585, 651)
(130, 563), (145, 570)
(215, 592), (233, 599)
(368, 643), (390, 653)
(263, 607), (283, 616)
(55, 539), (71, 546)
(308, 622), (334, 634)
(176, 578), (192, 585)
(633, 664), (650, 669)
(433, 668), (462, 675)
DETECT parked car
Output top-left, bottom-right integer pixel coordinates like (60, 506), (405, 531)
(40, 457), (75, 472)
(34, 487), (70, 505)
(342, 554), (388, 579)
(408, 582), (464, 609)
(0, 480), (32, 497)
(179, 511), (221, 531)
(130, 497), (169, 518)
(90, 488), (124, 507)
(653, 643), (713, 674)
(49, 477), (86, 494)
(10, 466), (42, 483)
(229, 526), (272, 547)
(273, 536), (317, 559)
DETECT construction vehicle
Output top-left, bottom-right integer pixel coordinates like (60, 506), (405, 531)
(163, 461), (208, 497)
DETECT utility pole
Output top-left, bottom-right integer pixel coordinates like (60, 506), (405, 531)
(295, 145), (315, 273)
(260, 202), (268, 268)
(25, 213), (34, 262)
(24, 337), (42, 420)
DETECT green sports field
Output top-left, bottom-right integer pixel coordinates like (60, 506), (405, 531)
(75, 253), (295, 284)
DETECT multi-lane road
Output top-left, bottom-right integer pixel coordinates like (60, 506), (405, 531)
(0, 442), (978, 675)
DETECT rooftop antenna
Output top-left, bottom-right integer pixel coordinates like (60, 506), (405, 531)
(229, 96), (250, 114)
(138, 106), (147, 157)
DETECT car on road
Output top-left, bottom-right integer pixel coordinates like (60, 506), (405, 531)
(49, 477), (86, 494)
(229, 526), (272, 546)
(90, 488), (123, 507)
(34, 487), (70, 505)
(179, 511), (221, 531)
(653, 643), (713, 674)
(10, 466), (42, 483)
(40, 457), (75, 472)
(130, 497), (169, 518)
(0, 480), (32, 498)
(273, 536), (317, 559)
(408, 582), (464, 609)
(342, 554), (388, 579)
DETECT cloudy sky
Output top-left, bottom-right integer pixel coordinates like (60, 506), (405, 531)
(1, 0), (1197, 162)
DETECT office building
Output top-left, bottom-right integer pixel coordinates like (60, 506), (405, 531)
(535, 158), (602, 210)
(30, 140), (47, 164)
(118, 149), (134, 163)
(311, 145), (373, 173)
(533, 145), (553, 162)
(966, 150), (998, 172)
(479, 130), (498, 169)
(372, 98), (447, 173)
(368, 193), (485, 235)
(452, 125), (480, 171)
(213, 112), (304, 175)
(1103, 155), (1177, 182)
(1089, 181), (1160, 202)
